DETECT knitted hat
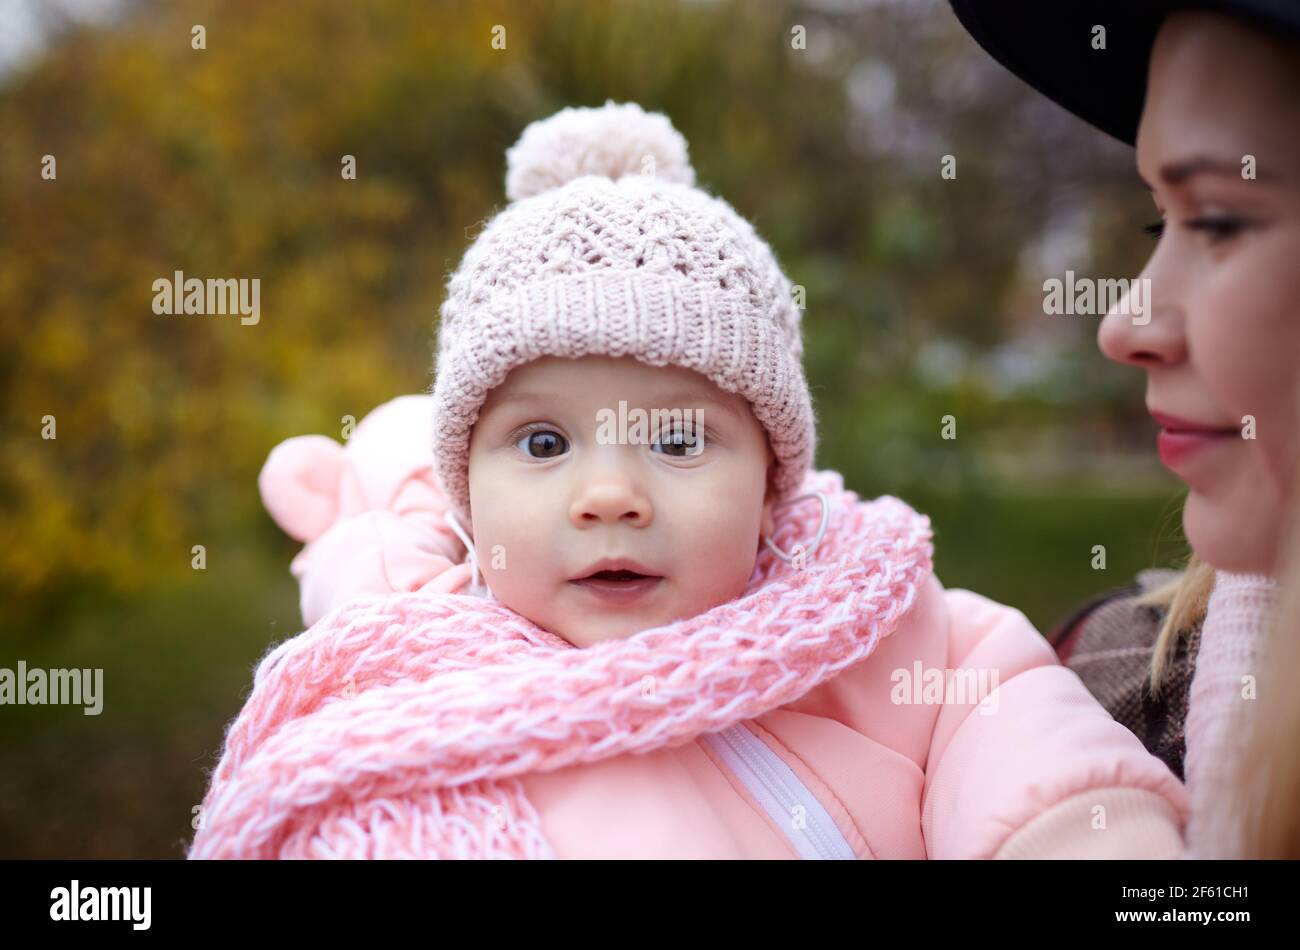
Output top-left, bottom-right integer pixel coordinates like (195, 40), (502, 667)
(430, 100), (816, 525)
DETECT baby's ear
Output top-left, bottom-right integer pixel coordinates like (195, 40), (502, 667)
(258, 435), (345, 542)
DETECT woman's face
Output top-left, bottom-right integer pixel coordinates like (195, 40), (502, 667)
(1098, 11), (1300, 574)
(466, 355), (777, 647)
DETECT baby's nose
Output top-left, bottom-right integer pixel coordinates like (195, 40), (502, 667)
(569, 481), (653, 527)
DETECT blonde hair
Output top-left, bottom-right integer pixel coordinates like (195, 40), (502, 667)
(1135, 551), (1215, 696)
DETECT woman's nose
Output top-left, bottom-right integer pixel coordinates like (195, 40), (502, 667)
(1096, 261), (1186, 369)
(569, 477), (653, 528)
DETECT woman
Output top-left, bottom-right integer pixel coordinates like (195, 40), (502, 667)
(951, 1), (1300, 856)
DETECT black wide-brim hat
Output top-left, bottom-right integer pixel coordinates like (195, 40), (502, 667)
(949, 0), (1300, 146)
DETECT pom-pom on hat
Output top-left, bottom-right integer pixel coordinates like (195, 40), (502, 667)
(430, 100), (817, 525)
(505, 100), (696, 201)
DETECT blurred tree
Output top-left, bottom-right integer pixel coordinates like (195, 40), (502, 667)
(0, 0), (1171, 623)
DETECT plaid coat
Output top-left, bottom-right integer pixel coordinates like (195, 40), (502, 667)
(1049, 570), (1203, 782)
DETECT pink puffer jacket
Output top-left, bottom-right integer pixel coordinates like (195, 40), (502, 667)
(249, 396), (1190, 859)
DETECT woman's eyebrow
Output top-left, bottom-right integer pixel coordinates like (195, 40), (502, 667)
(1140, 155), (1279, 190)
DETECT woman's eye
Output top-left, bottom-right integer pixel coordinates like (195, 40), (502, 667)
(1186, 215), (1246, 243)
(1142, 220), (1165, 240)
(651, 426), (705, 457)
(514, 428), (567, 459)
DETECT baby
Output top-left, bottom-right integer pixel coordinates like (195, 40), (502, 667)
(192, 101), (1190, 860)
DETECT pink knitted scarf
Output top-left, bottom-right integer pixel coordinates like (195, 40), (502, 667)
(188, 470), (933, 859)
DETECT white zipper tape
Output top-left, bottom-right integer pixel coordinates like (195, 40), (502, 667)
(702, 722), (858, 859)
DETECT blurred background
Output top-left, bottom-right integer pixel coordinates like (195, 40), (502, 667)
(1, 0), (1189, 857)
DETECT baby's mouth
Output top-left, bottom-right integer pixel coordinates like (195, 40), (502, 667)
(568, 569), (664, 603)
(584, 569), (652, 580)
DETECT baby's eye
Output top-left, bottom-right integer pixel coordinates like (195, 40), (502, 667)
(651, 425), (705, 457)
(514, 428), (568, 459)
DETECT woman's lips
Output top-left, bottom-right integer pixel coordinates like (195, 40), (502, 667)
(1156, 429), (1236, 467)
(1150, 410), (1239, 469)
(568, 574), (663, 605)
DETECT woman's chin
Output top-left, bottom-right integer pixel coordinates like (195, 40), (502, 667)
(1183, 490), (1280, 576)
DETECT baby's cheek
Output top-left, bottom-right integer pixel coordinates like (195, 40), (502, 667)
(670, 509), (762, 601)
(487, 553), (563, 632)
(493, 528), (546, 590)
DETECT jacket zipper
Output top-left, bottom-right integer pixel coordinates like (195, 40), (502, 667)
(701, 722), (857, 859)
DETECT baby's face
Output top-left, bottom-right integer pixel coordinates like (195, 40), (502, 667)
(466, 355), (777, 647)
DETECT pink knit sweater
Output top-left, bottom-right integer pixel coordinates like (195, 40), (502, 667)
(1183, 570), (1279, 858)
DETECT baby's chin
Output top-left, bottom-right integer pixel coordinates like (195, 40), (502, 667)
(533, 601), (684, 648)
(554, 617), (656, 648)
(510, 595), (698, 649)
